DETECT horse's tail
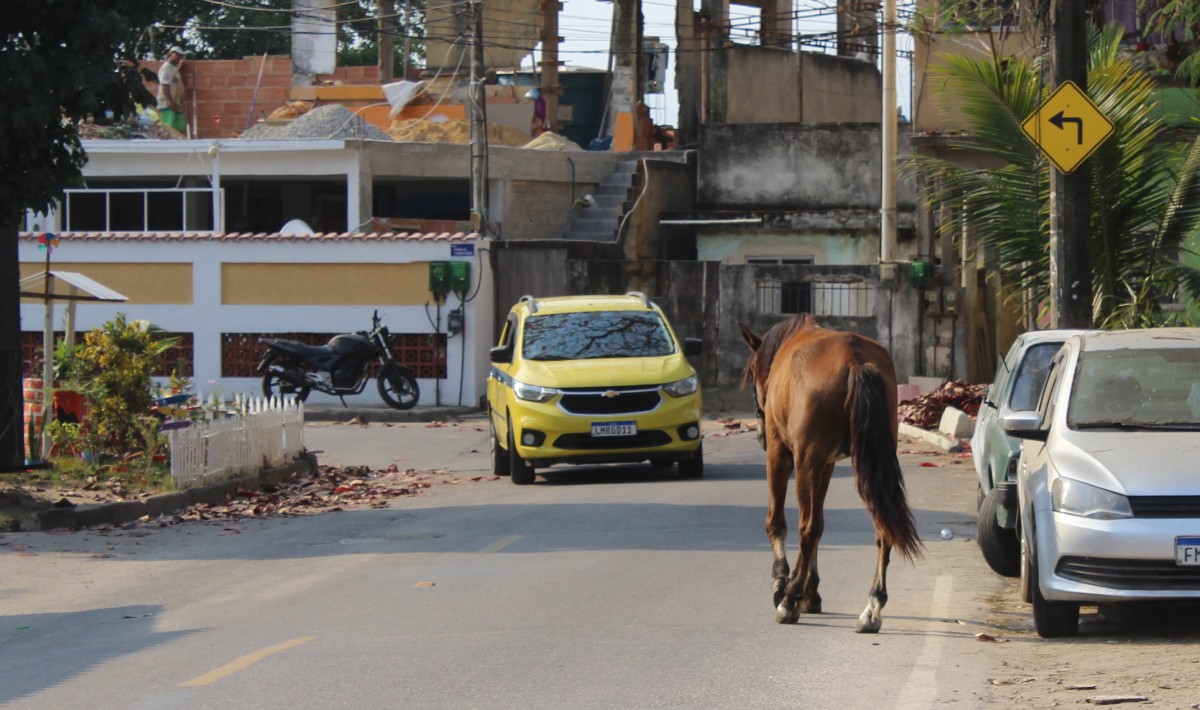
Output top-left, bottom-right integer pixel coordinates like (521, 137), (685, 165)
(848, 365), (924, 561)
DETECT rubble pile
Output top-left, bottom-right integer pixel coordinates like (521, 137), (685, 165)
(898, 380), (987, 430)
(240, 104), (390, 140)
(77, 119), (183, 140)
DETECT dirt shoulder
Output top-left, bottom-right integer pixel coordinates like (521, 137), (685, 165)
(0, 474), (125, 532)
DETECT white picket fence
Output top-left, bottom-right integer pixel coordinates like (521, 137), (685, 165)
(166, 396), (305, 489)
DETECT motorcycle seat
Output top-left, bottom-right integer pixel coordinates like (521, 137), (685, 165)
(263, 339), (334, 357)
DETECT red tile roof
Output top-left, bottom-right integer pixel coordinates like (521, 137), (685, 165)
(18, 231), (480, 242)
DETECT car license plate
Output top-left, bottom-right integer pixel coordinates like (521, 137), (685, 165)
(591, 421), (636, 437)
(1176, 537), (1200, 566)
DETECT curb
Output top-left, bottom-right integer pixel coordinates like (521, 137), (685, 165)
(303, 405), (482, 424)
(898, 422), (964, 453)
(29, 453), (319, 532)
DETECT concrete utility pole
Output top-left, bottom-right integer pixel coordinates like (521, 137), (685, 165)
(880, 0), (897, 264)
(540, 0), (562, 134)
(1050, 0), (1093, 328)
(402, 0), (412, 79)
(469, 1), (489, 235)
(378, 0), (395, 82)
(610, 0), (642, 138)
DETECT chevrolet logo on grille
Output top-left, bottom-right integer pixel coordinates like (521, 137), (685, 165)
(602, 390), (621, 398)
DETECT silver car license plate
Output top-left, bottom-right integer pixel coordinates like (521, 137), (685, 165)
(592, 421), (636, 437)
(1175, 536), (1200, 566)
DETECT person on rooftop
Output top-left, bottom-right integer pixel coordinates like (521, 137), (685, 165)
(157, 46), (187, 134)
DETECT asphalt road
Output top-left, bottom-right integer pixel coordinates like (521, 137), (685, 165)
(1, 415), (1018, 709)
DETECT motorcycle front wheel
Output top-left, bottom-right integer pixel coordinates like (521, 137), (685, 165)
(261, 356), (312, 402)
(377, 363), (419, 410)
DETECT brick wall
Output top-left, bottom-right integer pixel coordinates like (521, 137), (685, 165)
(145, 56), (382, 139)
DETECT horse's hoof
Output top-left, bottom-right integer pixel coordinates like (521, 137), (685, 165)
(800, 599), (822, 614)
(772, 583), (787, 608)
(855, 609), (881, 634)
(775, 603), (799, 624)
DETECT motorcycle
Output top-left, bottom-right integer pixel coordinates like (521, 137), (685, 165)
(257, 310), (420, 410)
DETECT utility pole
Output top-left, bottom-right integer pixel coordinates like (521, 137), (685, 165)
(378, 0), (395, 82)
(468, 1), (489, 236)
(402, 0), (412, 79)
(540, 0), (561, 134)
(1050, 0), (1092, 328)
(880, 0), (897, 265)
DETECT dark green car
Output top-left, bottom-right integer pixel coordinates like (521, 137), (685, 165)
(970, 329), (1086, 577)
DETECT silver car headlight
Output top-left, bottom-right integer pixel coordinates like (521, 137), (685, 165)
(513, 379), (558, 403)
(1051, 477), (1133, 519)
(662, 375), (698, 398)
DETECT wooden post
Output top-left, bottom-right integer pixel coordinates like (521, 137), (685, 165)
(1049, 0), (1093, 328)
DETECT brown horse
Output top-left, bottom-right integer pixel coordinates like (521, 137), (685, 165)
(740, 315), (923, 633)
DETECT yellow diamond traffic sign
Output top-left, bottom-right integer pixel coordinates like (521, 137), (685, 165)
(1020, 80), (1114, 174)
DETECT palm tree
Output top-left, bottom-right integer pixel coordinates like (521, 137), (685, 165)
(908, 23), (1200, 328)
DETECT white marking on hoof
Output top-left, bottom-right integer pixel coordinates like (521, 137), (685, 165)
(775, 603), (798, 624)
(855, 607), (882, 634)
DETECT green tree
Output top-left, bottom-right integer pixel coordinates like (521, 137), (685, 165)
(62, 314), (178, 457)
(1141, 0), (1200, 86)
(908, 23), (1200, 328)
(149, 0), (425, 72)
(1, 0), (159, 467)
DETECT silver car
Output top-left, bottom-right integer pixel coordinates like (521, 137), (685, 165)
(1004, 328), (1200, 637)
(971, 329), (1085, 577)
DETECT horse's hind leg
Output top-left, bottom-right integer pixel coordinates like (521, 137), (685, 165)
(856, 533), (892, 633)
(783, 460), (831, 616)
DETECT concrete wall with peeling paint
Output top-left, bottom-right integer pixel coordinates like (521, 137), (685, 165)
(697, 123), (916, 209)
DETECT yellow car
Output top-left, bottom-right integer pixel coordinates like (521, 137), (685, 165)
(487, 292), (704, 484)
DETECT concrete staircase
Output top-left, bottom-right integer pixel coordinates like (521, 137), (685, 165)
(559, 159), (639, 241)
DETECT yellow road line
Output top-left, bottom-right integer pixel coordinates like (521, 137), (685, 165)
(478, 534), (521, 554)
(179, 635), (317, 688)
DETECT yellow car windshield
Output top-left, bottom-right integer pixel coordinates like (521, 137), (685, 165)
(522, 311), (675, 360)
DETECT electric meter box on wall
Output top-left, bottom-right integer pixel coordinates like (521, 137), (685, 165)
(450, 260), (470, 293)
(429, 260), (471, 296)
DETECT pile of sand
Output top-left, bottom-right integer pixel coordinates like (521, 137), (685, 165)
(268, 101), (313, 120)
(523, 131), (583, 151)
(387, 119), (529, 147)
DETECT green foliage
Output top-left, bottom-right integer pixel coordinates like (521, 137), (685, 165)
(52, 339), (86, 385)
(150, 0), (425, 71)
(44, 419), (83, 457)
(66, 314), (178, 459)
(907, 23), (1200, 328)
(1141, 0), (1200, 86)
(26, 410), (41, 463)
(0, 0), (158, 224)
(907, 0), (1029, 54)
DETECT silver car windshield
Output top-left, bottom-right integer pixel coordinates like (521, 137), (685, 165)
(521, 311), (675, 360)
(1069, 347), (1200, 428)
